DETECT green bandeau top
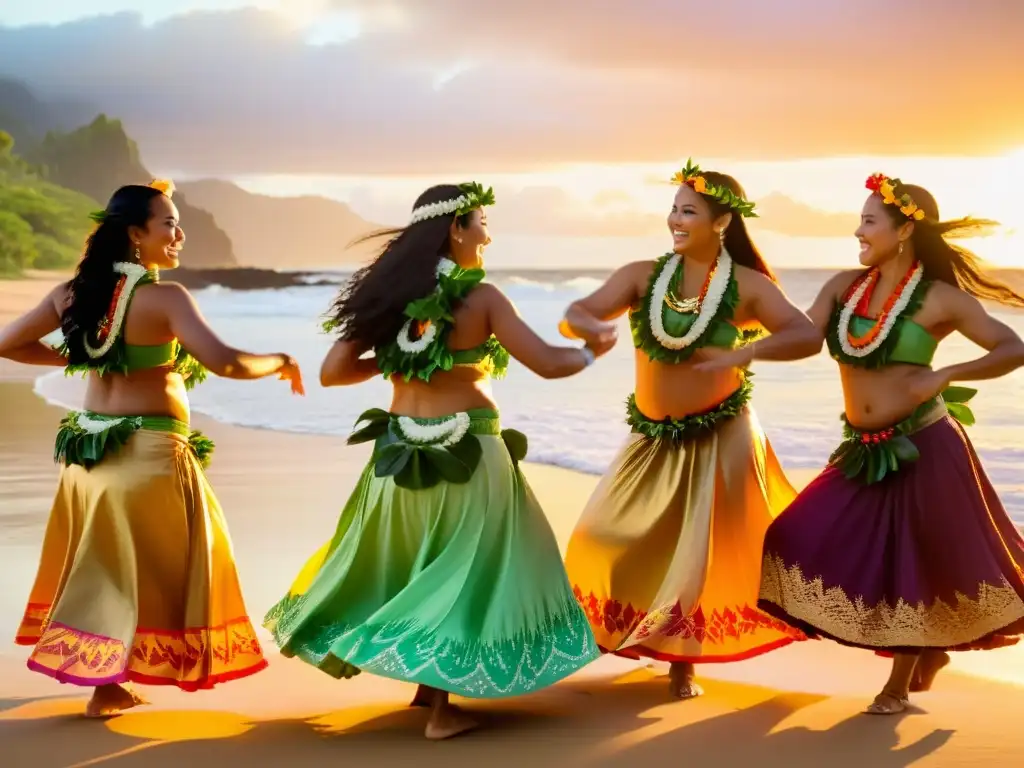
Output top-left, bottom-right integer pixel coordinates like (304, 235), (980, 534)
(449, 335), (510, 377)
(629, 304), (742, 352)
(124, 339), (179, 371)
(845, 315), (937, 367)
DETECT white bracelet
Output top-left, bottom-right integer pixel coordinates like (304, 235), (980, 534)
(580, 347), (596, 367)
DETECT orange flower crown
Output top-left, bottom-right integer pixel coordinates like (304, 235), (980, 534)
(865, 173), (925, 221)
(669, 158), (757, 218)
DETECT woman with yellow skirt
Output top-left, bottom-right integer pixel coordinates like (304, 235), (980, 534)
(0, 181), (304, 716)
(560, 161), (821, 699)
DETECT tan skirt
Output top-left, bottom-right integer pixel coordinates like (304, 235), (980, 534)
(16, 423), (266, 689)
(565, 406), (803, 663)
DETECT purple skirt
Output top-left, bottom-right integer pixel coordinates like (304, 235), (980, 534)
(759, 416), (1024, 653)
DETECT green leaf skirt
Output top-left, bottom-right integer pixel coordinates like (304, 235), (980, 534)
(827, 386), (976, 485)
(54, 411), (214, 469)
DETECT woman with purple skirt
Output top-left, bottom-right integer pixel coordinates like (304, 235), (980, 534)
(758, 173), (1024, 715)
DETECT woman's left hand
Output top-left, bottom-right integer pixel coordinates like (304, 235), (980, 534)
(691, 345), (755, 373)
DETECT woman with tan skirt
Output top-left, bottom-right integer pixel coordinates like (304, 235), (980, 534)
(561, 161), (820, 699)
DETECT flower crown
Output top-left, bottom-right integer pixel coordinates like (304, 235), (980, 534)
(88, 179), (176, 224)
(865, 173), (925, 221)
(670, 158), (758, 218)
(409, 181), (496, 225)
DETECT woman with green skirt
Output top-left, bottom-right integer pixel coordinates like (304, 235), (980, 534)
(263, 183), (616, 739)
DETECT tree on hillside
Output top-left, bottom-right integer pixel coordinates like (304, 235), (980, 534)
(0, 209), (37, 276)
(31, 115), (145, 203)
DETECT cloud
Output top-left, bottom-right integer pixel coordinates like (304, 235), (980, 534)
(0, 2), (1022, 175)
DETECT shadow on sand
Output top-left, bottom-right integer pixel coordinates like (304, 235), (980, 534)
(0, 672), (954, 768)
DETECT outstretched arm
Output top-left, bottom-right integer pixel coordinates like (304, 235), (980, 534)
(560, 261), (645, 342)
(482, 284), (612, 379)
(692, 272), (823, 373)
(163, 283), (303, 392)
(935, 287), (1024, 382)
(0, 283), (68, 366)
(321, 340), (380, 387)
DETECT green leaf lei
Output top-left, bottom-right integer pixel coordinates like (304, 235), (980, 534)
(625, 375), (753, 442)
(629, 252), (740, 364)
(347, 408), (527, 490)
(374, 261), (494, 382)
(828, 386), (976, 484)
(825, 276), (931, 370)
(59, 270), (208, 389)
(54, 412), (215, 469)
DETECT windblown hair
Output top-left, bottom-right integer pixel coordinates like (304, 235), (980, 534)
(700, 171), (777, 282)
(327, 184), (476, 350)
(878, 182), (1024, 307)
(61, 185), (163, 365)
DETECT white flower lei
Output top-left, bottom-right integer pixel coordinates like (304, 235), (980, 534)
(83, 262), (150, 359)
(836, 262), (924, 358)
(409, 196), (471, 225)
(73, 412), (127, 434)
(395, 258), (459, 354)
(648, 248), (733, 350)
(394, 411), (471, 447)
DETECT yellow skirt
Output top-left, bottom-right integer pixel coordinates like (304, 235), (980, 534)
(16, 425), (266, 689)
(565, 406), (803, 663)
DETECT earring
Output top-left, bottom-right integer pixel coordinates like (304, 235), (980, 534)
(134, 244), (141, 261)
(455, 237), (463, 244)
(898, 242), (904, 255)
(718, 229), (726, 243)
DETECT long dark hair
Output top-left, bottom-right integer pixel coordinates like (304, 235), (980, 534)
(698, 171), (777, 282)
(879, 181), (1024, 307)
(61, 185), (163, 364)
(327, 184), (476, 350)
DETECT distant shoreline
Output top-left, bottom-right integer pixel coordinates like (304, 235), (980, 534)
(173, 264), (1024, 292)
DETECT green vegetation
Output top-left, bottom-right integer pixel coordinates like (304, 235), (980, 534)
(0, 130), (98, 277)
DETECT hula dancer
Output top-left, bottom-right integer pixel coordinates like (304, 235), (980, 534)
(263, 183), (613, 740)
(759, 174), (1024, 714)
(560, 161), (821, 700)
(0, 182), (304, 716)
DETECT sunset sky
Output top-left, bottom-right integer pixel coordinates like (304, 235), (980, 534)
(2, 1), (1022, 266)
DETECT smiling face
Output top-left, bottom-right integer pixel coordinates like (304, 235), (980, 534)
(666, 184), (731, 256)
(449, 207), (491, 269)
(855, 193), (912, 267)
(129, 194), (185, 269)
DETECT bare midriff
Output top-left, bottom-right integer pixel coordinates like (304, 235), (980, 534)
(633, 350), (745, 420)
(839, 363), (934, 430)
(389, 362), (498, 417)
(83, 366), (190, 423)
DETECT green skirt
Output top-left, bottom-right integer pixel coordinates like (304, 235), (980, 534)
(263, 408), (598, 698)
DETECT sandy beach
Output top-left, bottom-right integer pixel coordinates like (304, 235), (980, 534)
(3, 275), (1024, 767)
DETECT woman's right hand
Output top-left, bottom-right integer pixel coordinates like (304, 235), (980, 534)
(276, 354), (305, 395)
(585, 323), (619, 358)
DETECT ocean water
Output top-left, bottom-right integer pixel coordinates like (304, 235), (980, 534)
(35, 268), (1024, 522)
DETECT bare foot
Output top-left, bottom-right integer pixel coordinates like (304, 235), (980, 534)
(84, 684), (148, 718)
(910, 650), (950, 693)
(409, 684), (432, 708)
(425, 703), (479, 740)
(864, 692), (909, 715)
(668, 663), (703, 700)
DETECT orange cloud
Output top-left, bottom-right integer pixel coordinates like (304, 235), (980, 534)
(0, 3), (1021, 175)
